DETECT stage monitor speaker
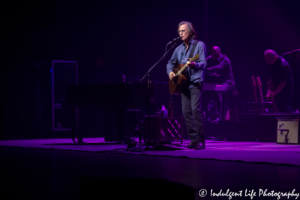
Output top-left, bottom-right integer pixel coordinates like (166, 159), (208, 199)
(277, 118), (299, 144)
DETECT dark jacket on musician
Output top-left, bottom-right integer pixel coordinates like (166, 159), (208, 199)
(206, 54), (235, 85)
(270, 55), (294, 96)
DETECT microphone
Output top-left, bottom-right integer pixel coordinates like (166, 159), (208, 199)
(167, 36), (181, 45)
(206, 55), (212, 59)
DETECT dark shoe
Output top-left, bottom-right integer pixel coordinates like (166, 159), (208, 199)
(186, 142), (196, 149)
(77, 140), (87, 144)
(194, 140), (205, 149)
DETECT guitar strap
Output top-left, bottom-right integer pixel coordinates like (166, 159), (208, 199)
(188, 40), (198, 58)
(182, 40), (198, 78)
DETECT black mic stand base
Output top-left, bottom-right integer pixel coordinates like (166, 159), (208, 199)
(128, 126), (147, 152)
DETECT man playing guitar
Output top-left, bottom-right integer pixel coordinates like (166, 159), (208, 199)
(167, 21), (207, 149)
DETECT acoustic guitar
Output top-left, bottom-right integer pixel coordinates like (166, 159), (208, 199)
(256, 76), (265, 114)
(251, 76), (259, 114)
(169, 54), (199, 95)
(266, 82), (278, 113)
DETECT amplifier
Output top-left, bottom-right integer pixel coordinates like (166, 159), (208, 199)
(277, 118), (299, 144)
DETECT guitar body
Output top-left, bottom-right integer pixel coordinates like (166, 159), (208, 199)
(251, 76), (259, 114)
(256, 76), (265, 114)
(168, 54), (199, 95)
(169, 64), (187, 95)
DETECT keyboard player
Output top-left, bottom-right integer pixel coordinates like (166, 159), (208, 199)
(205, 46), (235, 120)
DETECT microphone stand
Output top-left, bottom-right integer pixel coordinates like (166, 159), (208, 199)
(139, 41), (179, 149)
(282, 49), (300, 55)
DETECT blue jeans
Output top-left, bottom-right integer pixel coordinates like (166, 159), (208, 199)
(181, 81), (204, 142)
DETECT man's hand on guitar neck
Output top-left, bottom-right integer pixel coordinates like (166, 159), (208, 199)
(187, 58), (195, 68)
(269, 91), (276, 99)
(169, 72), (176, 80)
(267, 81), (286, 99)
(266, 89), (276, 101)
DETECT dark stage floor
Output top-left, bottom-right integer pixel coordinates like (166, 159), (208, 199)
(1, 138), (300, 200)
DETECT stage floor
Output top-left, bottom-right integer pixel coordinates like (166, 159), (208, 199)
(1, 138), (300, 166)
(1, 138), (300, 200)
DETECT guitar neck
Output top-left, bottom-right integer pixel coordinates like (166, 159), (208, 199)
(175, 54), (199, 76)
(258, 87), (263, 97)
(176, 64), (188, 76)
(252, 86), (257, 101)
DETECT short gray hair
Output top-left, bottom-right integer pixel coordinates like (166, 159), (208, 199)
(178, 21), (196, 39)
(213, 46), (221, 52)
(264, 49), (277, 57)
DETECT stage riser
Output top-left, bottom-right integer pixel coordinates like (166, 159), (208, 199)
(205, 114), (300, 142)
(204, 121), (253, 141)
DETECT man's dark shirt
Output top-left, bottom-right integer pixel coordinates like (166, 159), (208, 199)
(270, 55), (294, 96)
(206, 54), (235, 84)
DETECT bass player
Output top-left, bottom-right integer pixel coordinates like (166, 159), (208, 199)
(264, 49), (294, 113)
